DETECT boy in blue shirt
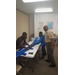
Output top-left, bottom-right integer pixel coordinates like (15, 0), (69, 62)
(31, 32), (46, 59)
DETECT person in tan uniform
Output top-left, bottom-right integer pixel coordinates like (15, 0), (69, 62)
(43, 26), (56, 67)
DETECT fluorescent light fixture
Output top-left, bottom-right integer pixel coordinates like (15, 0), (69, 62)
(35, 8), (53, 12)
(22, 0), (48, 3)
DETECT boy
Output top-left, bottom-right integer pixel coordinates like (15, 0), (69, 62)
(31, 32), (46, 59)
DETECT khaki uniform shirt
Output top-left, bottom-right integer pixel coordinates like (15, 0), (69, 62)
(45, 29), (54, 43)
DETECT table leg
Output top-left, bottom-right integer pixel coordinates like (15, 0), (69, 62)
(23, 58), (34, 72)
(27, 59), (34, 73)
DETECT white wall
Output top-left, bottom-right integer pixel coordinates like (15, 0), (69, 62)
(34, 13), (37, 37)
(29, 14), (34, 36)
(34, 13), (58, 37)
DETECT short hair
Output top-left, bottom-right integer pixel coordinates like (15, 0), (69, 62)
(39, 32), (42, 35)
(22, 32), (27, 36)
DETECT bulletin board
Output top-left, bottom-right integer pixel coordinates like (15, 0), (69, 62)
(47, 22), (53, 30)
(37, 22), (44, 34)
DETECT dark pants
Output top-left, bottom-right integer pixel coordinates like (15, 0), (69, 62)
(42, 45), (46, 57)
(46, 42), (55, 65)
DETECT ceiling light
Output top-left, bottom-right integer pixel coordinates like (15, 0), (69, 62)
(22, 0), (48, 3)
(35, 8), (53, 12)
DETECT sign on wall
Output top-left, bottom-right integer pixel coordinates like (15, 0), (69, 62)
(37, 21), (54, 36)
(47, 22), (53, 29)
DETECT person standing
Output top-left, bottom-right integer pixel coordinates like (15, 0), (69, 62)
(31, 32), (46, 59)
(43, 26), (56, 67)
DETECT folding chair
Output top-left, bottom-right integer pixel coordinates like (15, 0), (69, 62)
(16, 64), (22, 75)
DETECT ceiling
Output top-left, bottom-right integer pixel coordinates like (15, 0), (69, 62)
(16, 0), (58, 14)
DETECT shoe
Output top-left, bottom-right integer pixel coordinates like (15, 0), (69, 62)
(45, 60), (51, 62)
(44, 54), (47, 56)
(40, 57), (44, 59)
(49, 64), (56, 68)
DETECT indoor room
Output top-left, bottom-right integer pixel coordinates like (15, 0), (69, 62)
(16, 0), (58, 75)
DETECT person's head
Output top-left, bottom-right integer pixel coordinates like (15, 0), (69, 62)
(39, 32), (43, 37)
(43, 25), (48, 31)
(22, 32), (27, 39)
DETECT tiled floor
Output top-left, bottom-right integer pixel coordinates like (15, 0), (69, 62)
(19, 45), (58, 75)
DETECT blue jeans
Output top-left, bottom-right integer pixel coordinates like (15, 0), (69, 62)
(42, 45), (46, 57)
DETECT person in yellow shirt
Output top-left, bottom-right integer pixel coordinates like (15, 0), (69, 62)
(43, 26), (56, 67)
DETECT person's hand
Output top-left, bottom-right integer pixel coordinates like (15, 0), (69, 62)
(31, 44), (34, 47)
(50, 46), (53, 50)
(25, 47), (29, 50)
(29, 45), (31, 48)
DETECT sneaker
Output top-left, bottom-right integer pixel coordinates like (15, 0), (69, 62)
(45, 60), (51, 62)
(49, 64), (56, 68)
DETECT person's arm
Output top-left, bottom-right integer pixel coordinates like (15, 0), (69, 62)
(18, 38), (29, 50)
(31, 37), (42, 46)
(25, 41), (31, 48)
(19, 43), (29, 50)
(25, 41), (29, 45)
(48, 32), (54, 50)
(43, 35), (45, 42)
(34, 37), (42, 45)
(50, 39), (54, 50)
